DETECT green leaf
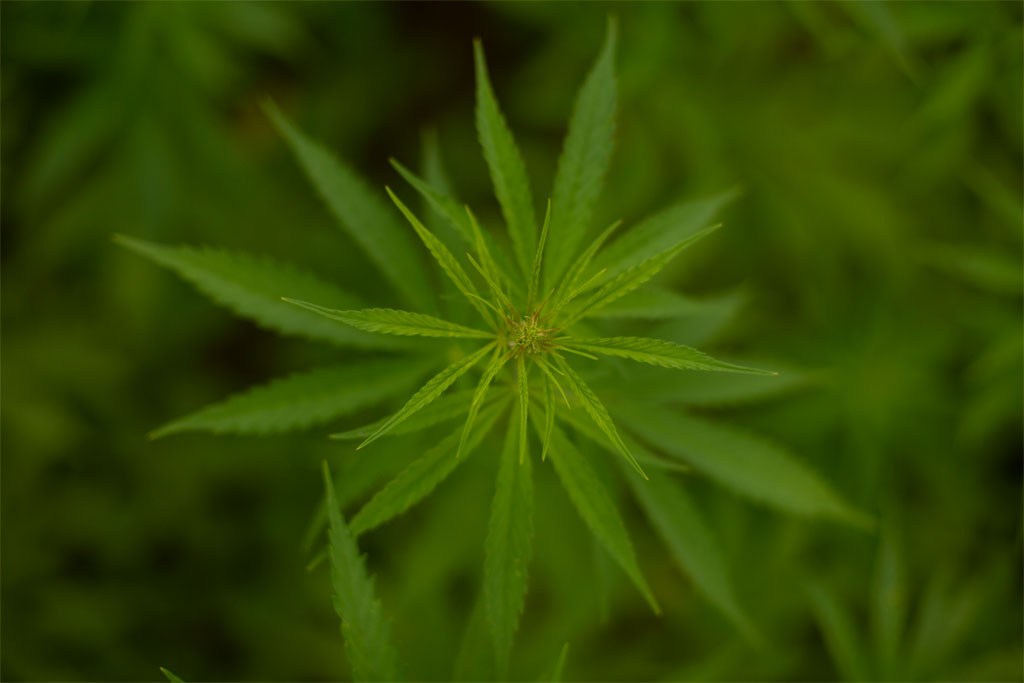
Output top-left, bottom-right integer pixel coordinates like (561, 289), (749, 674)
(283, 302), (492, 339)
(351, 398), (507, 535)
(808, 582), (872, 682)
(474, 40), (537, 276)
(330, 389), (491, 440)
(561, 336), (775, 375)
(528, 200), (552, 309)
(551, 355), (647, 479)
(538, 420), (659, 613)
(391, 157), (474, 247)
(590, 287), (722, 319)
(114, 236), (405, 349)
(517, 355), (530, 465)
(458, 349), (513, 459)
(545, 18), (618, 287)
(264, 100), (434, 312)
(547, 643), (569, 683)
(611, 402), (873, 527)
(454, 595), (495, 682)
(621, 463), (758, 643)
(600, 361), (806, 406)
(360, 343), (496, 449)
(322, 462), (401, 682)
(593, 188), (739, 281)
(386, 187), (498, 327)
(541, 374), (554, 461)
(871, 519), (908, 680)
(150, 359), (431, 438)
(485, 411), (534, 677)
(561, 227), (721, 325)
(159, 667), (185, 683)
(549, 219), (621, 313)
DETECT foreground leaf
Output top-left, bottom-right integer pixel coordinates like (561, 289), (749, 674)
(115, 236), (404, 349)
(360, 343), (496, 449)
(322, 462), (401, 681)
(485, 411), (534, 677)
(283, 302), (492, 339)
(150, 359), (431, 438)
(561, 336), (775, 375)
(611, 402), (873, 527)
(539, 420), (659, 612)
(474, 40), (537, 276)
(458, 348), (513, 458)
(331, 389), (490, 440)
(265, 101), (434, 312)
(622, 462), (758, 642)
(159, 668), (184, 683)
(546, 18), (618, 287)
(351, 398), (507, 535)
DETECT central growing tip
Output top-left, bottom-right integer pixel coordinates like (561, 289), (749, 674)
(507, 312), (555, 357)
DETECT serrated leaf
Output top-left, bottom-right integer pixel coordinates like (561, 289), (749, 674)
(549, 220), (621, 314)
(545, 18), (617, 287)
(283, 301), (492, 339)
(550, 355), (647, 479)
(150, 359), (431, 438)
(541, 374), (554, 462)
(563, 225), (720, 325)
(611, 402), (873, 527)
(474, 40), (536, 277)
(159, 667), (184, 683)
(331, 389), (491, 440)
(392, 157), (474, 247)
(590, 287), (720, 319)
(528, 200), (552, 309)
(264, 101), (434, 312)
(386, 187), (497, 327)
(485, 411), (534, 677)
(322, 462), (401, 682)
(594, 361), (807, 406)
(115, 236), (406, 349)
(537, 420), (658, 613)
(517, 355), (530, 465)
(351, 399), (507, 535)
(458, 348), (513, 458)
(593, 188), (739, 281)
(561, 336), (775, 375)
(360, 343), (496, 449)
(454, 595), (495, 682)
(621, 462), (758, 643)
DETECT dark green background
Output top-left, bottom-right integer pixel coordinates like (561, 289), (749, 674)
(2, 2), (1021, 681)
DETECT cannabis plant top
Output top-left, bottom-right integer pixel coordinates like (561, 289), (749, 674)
(122, 21), (869, 682)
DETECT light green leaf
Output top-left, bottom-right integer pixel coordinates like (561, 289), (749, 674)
(561, 336), (775, 375)
(322, 462), (401, 682)
(808, 583), (872, 682)
(150, 359), (430, 438)
(517, 355), (530, 465)
(561, 227), (720, 325)
(611, 402), (873, 527)
(391, 157), (474, 247)
(621, 463), (758, 643)
(593, 188), (739, 281)
(351, 399), (507, 535)
(330, 389), (491, 440)
(549, 219), (621, 313)
(159, 668), (184, 683)
(360, 343), (496, 449)
(283, 301), (492, 339)
(538, 420), (658, 613)
(545, 18), (618, 287)
(474, 40), (536, 276)
(591, 287), (721, 319)
(528, 200), (552, 310)
(454, 595), (495, 682)
(264, 101), (434, 312)
(386, 187), (497, 327)
(115, 236), (405, 349)
(551, 355), (647, 479)
(458, 348), (513, 459)
(541, 374), (554, 461)
(485, 411), (534, 677)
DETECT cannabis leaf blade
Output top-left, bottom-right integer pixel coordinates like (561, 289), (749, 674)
(264, 101), (435, 312)
(322, 462), (401, 682)
(150, 360), (430, 438)
(474, 40), (537, 276)
(458, 349), (513, 459)
(593, 188), (739, 281)
(561, 336), (775, 375)
(485, 412), (534, 677)
(283, 302), (492, 339)
(351, 399), (507, 535)
(115, 236), (406, 349)
(159, 668), (184, 683)
(622, 463), (758, 642)
(331, 389), (488, 440)
(612, 402), (873, 527)
(517, 355), (530, 464)
(540, 420), (659, 612)
(546, 18), (617, 287)
(360, 343), (496, 449)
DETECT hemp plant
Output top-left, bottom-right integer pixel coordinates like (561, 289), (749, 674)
(123, 19), (870, 682)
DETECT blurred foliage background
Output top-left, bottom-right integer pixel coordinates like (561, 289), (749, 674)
(2, 2), (1021, 681)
